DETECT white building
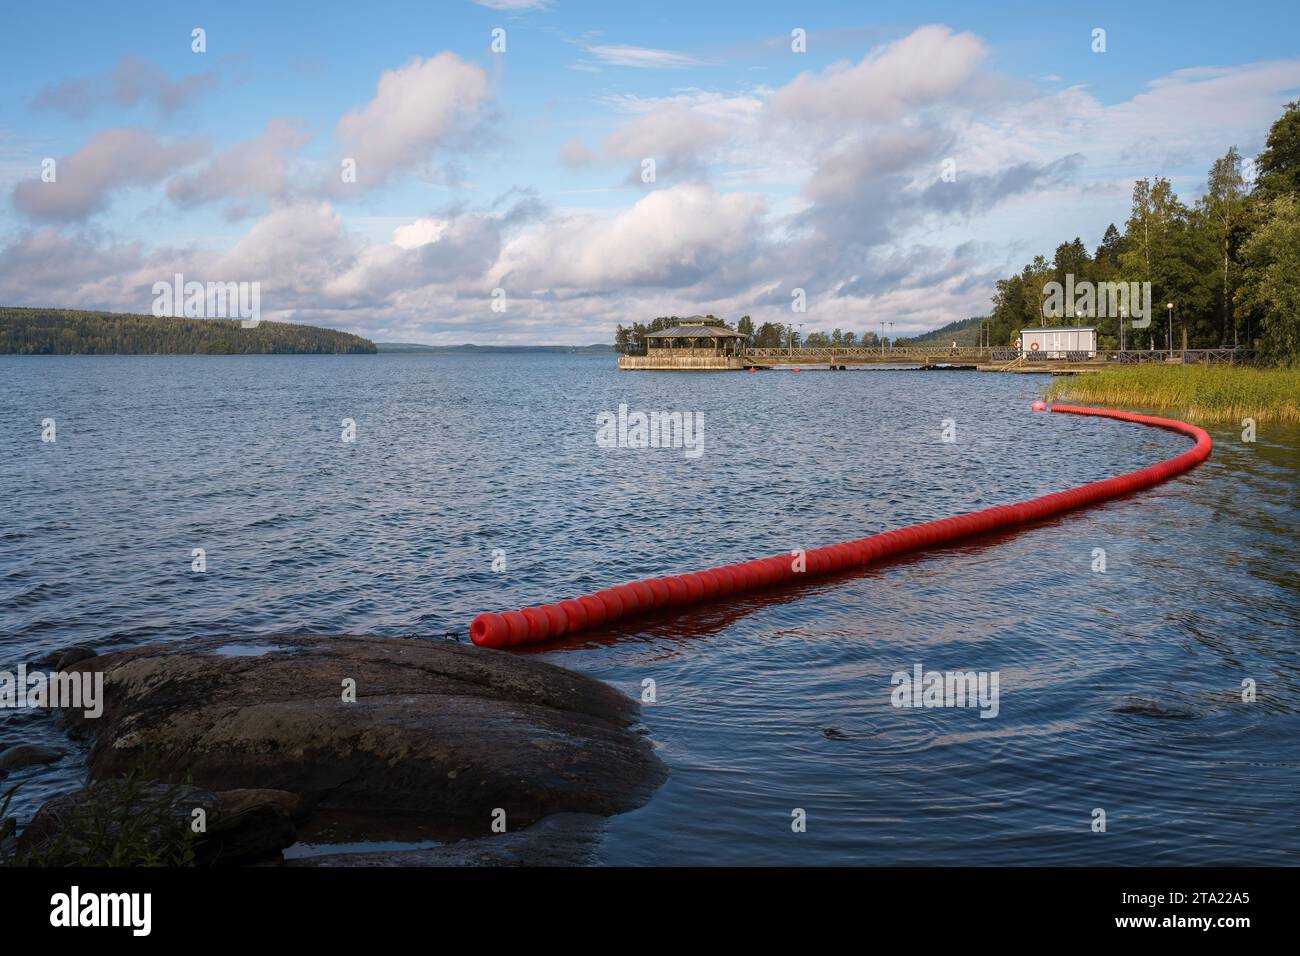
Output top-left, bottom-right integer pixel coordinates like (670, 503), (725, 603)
(1019, 326), (1097, 359)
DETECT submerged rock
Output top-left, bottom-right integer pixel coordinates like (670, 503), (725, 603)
(61, 634), (665, 830)
(53, 645), (98, 671)
(0, 744), (65, 771)
(1112, 696), (1202, 719)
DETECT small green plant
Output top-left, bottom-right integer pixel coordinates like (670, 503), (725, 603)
(0, 782), (19, 863)
(2, 771), (198, 868)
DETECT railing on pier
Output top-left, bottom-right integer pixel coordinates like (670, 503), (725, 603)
(742, 346), (995, 362)
(736, 346), (1258, 365)
(1107, 348), (1258, 364)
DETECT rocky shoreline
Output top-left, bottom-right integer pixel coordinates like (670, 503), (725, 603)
(2, 635), (666, 866)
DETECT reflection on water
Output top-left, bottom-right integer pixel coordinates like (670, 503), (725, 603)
(1, 354), (1296, 865)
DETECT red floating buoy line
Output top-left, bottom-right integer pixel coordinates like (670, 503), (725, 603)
(470, 404), (1212, 649)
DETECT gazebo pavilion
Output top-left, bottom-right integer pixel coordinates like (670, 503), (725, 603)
(642, 323), (747, 358)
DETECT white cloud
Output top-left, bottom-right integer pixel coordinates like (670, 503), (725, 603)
(559, 136), (594, 168)
(31, 54), (219, 118)
(767, 24), (987, 127)
(330, 52), (490, 192)
(166, 118), (311, 211)
(494, 182), (768, 291)
(473, 0), (551, 9)
(392, 217), (451, 249)
(11, 128), (206, 222)
(8, 31), (1300, 345)
(586, 45), (702, 69)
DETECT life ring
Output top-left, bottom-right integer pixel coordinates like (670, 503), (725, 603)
(1030, 342), (1040, 351)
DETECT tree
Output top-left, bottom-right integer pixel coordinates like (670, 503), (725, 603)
(1120, 177), (1212, 345)
(1053, 237), (1091, 288)
(989, 273), (1032, 344)
(1201, 146), (1249, 344)
(1237, 194), (1300, 363)
(978, 101), (1300, 358)
(1254, 100), (1300, 200)
(736, 315), (755, 348)
(753, 322), (785, 348)
(1094, 223), (1125, 276)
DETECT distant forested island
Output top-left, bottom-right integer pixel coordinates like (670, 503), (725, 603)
(375, 342), (615, 353)
(0, 308), (377, 355)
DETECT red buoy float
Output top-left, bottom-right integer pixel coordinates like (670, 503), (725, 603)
(469, 404), (1212, 648)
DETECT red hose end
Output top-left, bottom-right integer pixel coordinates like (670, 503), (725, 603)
(470, 612), (510, 648)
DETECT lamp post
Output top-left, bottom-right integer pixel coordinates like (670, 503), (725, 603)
(1166, 302), (1174, 355)
(887, 322), (894, 352)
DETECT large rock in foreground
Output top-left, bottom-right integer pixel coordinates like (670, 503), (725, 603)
(64, 635), (665, 826)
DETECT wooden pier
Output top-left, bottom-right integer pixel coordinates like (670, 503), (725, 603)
(621, 336), (1257, 373)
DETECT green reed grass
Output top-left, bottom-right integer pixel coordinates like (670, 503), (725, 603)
(1047, 364), (1300, 423)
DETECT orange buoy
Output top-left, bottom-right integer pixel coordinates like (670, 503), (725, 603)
(469, 405), (1212, 648)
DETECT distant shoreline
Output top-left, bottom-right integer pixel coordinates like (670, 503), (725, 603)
(1, 307), (376, 355)
(1, 347), (617, 356)
(375, 342), (614, 354)
(0, 307), (617, 355)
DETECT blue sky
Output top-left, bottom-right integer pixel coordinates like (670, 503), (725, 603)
(2, 0), (1298, 343)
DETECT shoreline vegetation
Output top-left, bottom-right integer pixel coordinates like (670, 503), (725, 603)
(985, 102), (1300, 363)
(0, 307), (377, 355)
(1047, 365), (1300, 423)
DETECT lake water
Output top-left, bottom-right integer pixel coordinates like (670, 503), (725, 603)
(2, 353), (1297, 865)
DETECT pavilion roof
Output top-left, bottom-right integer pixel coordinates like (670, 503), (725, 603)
(645, 323), (745, 339)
